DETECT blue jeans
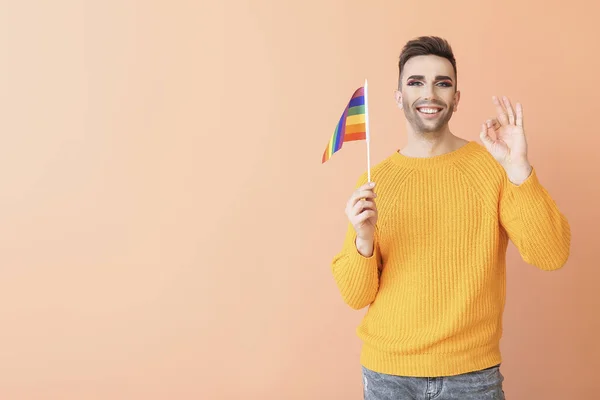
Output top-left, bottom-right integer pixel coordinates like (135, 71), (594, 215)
(362, 364), (505, 400)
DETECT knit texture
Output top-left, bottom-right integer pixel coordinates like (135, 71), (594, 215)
(331, 141), (570, 377)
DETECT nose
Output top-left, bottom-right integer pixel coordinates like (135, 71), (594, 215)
(422, 83), (435, 99)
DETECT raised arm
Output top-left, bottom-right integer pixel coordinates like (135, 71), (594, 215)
(499, 168), (571, 270)
(480, 96), (571, 270)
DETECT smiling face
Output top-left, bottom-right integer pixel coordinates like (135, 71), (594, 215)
(395, 55), (460, 135)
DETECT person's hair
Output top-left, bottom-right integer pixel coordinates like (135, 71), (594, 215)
(398, 36), (457, 89)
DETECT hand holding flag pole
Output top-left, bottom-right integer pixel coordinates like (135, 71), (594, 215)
(322, 79), (371, 182)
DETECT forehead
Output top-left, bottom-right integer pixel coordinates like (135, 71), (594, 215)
(402, 55), (455, 79)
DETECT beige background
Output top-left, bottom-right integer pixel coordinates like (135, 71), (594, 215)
(1, 0), (598, 399)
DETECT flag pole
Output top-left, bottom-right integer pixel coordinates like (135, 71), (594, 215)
(364, 79), (371, 182)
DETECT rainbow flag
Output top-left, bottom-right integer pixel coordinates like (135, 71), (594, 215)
(322, 84), (370, 163)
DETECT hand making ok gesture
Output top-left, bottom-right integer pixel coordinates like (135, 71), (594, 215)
(480, 96), (532, 185)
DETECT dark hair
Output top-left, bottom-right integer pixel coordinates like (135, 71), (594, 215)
(398, 36), (457, 89)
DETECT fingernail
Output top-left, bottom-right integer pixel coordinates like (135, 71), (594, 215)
(370, 182), (375, 187)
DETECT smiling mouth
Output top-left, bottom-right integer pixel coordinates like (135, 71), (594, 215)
(416, 107), (443, 115)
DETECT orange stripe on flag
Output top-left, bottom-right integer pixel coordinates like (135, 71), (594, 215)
(346, 123), (366, 134)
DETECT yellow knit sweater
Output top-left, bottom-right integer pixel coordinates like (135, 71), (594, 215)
(331, 141), (571, 377)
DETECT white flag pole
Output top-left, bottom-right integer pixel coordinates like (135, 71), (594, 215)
(364, 79), (371, 182)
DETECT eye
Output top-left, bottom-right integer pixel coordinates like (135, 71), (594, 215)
(437, 81), (453, 87)
(406, 80), (422, 86)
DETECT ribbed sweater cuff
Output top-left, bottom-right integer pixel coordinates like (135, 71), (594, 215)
(331, 234), (380, 309)
(346, 241), (379, 270)
(506, 167), (546, 207)
(339, 237), (379, 282)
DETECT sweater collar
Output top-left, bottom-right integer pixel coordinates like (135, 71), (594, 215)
(390, 141), (479, 169)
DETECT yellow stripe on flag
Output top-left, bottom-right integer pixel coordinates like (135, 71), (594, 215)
(346, 114), (365, 125)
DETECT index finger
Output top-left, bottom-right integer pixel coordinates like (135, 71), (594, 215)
(357, 182), (376, 191)
(349, 188), (376, 206)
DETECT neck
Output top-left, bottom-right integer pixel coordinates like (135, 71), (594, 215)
(400, 124), (466, 158)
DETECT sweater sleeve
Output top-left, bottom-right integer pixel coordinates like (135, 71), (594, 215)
(330, 172), (383, 310)
(331, 224), (382, 310)
(499, 167), (571, 271)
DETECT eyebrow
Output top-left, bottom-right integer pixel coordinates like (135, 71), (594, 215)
(406, 75), (454, 82)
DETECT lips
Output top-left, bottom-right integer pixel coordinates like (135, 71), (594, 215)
(416, 104), (443, 114)
(416, 105), (444, 118)
(417, 107), (442, 114)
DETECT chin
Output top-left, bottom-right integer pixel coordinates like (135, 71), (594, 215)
(420, 115), (453, 132)
(414, 121), (445, 134)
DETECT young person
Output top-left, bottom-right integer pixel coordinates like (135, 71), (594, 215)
(330, 36), (571, 399)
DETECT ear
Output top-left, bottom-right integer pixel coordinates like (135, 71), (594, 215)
(394, 90), (403, 109)
(453, 90), (461, 112)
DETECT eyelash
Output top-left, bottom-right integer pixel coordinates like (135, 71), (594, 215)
(407, 81), (452, 87)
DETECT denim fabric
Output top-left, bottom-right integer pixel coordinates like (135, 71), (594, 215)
(362, 364), (505, 400)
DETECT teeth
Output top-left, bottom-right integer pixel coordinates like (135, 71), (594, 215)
(418, 108), (441, 114)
